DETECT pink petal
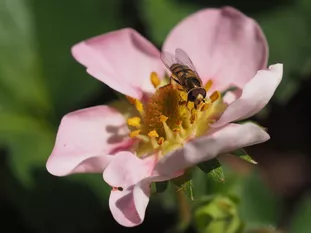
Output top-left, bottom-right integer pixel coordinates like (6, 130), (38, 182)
(46, 106), (132, 176)
(213, 64), (283, 128)
(155, 123), (269, 175)
(162, 7), (268, 91)
(103, 152), (156, 227)
(223, 88), (242, 104)
(72, 28), (164, 99)
(104, 152), (175, 227)
(109, 189), (142, 227)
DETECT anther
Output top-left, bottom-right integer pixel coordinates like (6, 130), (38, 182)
(204, 80), (213, 92)
(160, 115), (168, 123)
(129, 129), (141, 138)
(135, 99), (144, 112)
(179, 100), (187, 106)
(150, 72), (161, 88)
(210, 91), (220, 103)
(158, 137), (164, 145)
(200, 103), (210, 112)
(190, 112), (197, 124)
(173, 128), (180, 134)
(127, 117), (141, 128)
(148, 130), (159, 138)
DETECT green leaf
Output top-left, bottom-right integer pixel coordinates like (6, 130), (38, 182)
(151, 181), (169, 194)
(172, 170), (194, 200)
(31, 0), (123, 115)
(198, 159), (225, 182)
(289, 196), (311, 233)
(255, 2), (311, 104)
(0, 111), (54, 185)
(139, 0), (199, 45)
(0, 0), (50, 112)
(231, 148), (257, 164)
(238, 171), (280, 230)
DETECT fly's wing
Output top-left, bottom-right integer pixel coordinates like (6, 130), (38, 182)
(160, 51), (179, 71)
(160, 51), (181, 85)
(175, 48), (200, 77)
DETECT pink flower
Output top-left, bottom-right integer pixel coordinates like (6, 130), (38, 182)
(46, 7), (282, 227)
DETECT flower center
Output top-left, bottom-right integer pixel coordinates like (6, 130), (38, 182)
(126, 72), (227, 157)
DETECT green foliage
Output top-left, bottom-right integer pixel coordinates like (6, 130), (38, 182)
(172, 170), (195, 200)
(238, 172), (280, 230)
(0, 0), (50, 112)
(289, 196), (311, 233)
(0, 0), (121, 231)
(193, 195), (243, 233)
(231, 148), (257, 164)
(254, 1), (311, 104)
(198, 158), (225, 182)
(151, 180), (169, 194)
(139, 0), (199, 46)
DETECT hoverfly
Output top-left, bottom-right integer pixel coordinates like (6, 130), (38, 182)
(161, 48), (206, 109)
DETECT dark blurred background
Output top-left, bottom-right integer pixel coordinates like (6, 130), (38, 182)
(1, 0), (311, 232)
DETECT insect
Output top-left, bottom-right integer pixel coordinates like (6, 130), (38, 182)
(160, 48), (206, 109)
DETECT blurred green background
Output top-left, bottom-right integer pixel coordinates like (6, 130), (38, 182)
(1, 0), (311, 232)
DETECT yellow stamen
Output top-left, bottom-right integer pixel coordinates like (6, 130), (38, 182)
(126, 96), (136, 104)
(179, 100), (187, 106)
(130, 129), (141, 138)
(127, 117), (141, 128)
(148, 130), (159, 138)
(135, 99), (144, 112)
(150, 72), (161, 88)
(204, 80), (213, 92)
(210, 91), (220, 103)
(190, 112), (197, 124)
(200, 103), (210, 112)
(173, 128), (180, 134)
(158, 137), (164, 145)
(160, 115), (168, 123)
(126, 72), (226, 158)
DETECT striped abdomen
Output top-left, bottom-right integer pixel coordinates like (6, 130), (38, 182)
(170, 64), (202, 92)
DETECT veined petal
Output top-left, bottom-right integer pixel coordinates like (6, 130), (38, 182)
(46, 106), (132, 176)
(213, 64), (283, 127)
(103, 152), (176, 227)
(103, 152), (156, 227)
(72, 28), (164, 99)
(163, 7), (268, 91)
(155, 123), (270, 175)
(109, 189), (142, 227)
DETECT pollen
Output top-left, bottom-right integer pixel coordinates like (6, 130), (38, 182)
(173, 128), (180, 133)
(158, 137), (164, 145)
(204, 80), (213, 92)
(150, 72), (161, 88)
(200, 103), (210, 111)
(210, 91), (220, 103)
(130, 129), (141, 138)
(148, 130), (159, 138)
(127, 117), (141, 128)
(135, 99), (144, 112)
(190, 112), (197, 124)
(160, 115), (168, 123)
